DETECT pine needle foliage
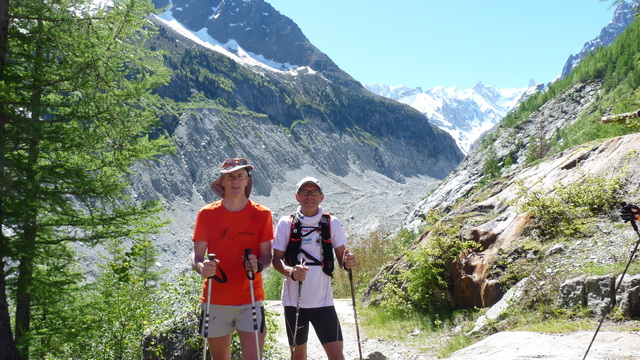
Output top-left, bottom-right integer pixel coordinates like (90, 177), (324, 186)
(0, 0), (172, 357)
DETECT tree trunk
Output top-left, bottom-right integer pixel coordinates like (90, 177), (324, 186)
(0, 0), (8, 70)
(0, 259), (19, 360)
(13, 14), (45, 358)
(0, 0), (18, 357)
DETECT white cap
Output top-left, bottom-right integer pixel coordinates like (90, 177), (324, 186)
(295, 176), (323, 193)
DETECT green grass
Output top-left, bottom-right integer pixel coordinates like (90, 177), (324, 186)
(513, 317), (594, 333)
(358, 305), (481, 357)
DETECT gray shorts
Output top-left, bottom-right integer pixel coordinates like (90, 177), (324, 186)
(199, 301), (265, 338)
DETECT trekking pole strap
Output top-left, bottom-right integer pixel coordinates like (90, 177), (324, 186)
(207, 253), (227, 283)
(244, 248), (256, 280)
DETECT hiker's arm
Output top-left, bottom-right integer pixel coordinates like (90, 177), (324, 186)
(258, 240), (272, 272)
(191, 240), (217, 278)
(335, 245), (357, 270)
(273, 249), (308, 281)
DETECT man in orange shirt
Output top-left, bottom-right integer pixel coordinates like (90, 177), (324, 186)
(190, 158), (273, 360)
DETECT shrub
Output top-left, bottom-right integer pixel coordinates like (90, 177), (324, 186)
(514, 173), (622, 240)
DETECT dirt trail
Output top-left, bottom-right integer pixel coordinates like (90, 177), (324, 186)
(265, 300), (640, 360)
(264, 299), (430, 360)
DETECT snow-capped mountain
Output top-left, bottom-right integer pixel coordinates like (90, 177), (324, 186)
(151, 0), (354, 84)
(560, 0), (639, 79)
(367, 1), (637, 155)
(365, 81), (538, 154)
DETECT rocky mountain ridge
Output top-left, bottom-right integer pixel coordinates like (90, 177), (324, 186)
(403, 79), (605, 231)
(117, 0), (464, 278)
(560, 0), (640, 79)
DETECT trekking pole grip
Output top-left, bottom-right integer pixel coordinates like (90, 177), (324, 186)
(207, 253), (227, 283)
(244, 248), (255, 280)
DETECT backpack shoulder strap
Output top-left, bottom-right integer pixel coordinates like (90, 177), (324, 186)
(319, 212), (334, 277)
(284, 212), (302, 266)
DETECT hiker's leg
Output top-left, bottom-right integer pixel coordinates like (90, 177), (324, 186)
(322, 341), (345, 360)
(311, 306), (344, 360)
(204, 304), (236, 360)
(285, 306), (311, 359)
(292, 343), (308, 360)
(237, 330), (265, 360)
(208, 335), (232, 360)
(236, 302), (266, 360)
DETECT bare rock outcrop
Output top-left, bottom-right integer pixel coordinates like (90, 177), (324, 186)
(366, 131), (640, 310)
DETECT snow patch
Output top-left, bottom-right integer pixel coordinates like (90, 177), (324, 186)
(153, 7), (316, 77)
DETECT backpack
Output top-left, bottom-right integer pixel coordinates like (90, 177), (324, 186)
(284, 211), (334, 277)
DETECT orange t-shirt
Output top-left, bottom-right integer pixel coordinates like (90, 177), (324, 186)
(192, 200), (273, 305)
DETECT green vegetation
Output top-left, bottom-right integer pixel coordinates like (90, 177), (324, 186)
(376, 211), (479, 314)
(513, 173), (622, 240)
(0, 0), (175, 357)
(479, 145), (502, 186)
(332, 228), (418, 298)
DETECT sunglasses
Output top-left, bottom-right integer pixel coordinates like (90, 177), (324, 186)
(297, 190), (322, 196)
(221, 158), (248, 168)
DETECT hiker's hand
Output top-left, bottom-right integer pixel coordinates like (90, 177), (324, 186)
(343, 249), (357, 270)
(290, 264), (308, 282)
(244, 253), (261, 274)
(201, 258), (219, 278)
(620, 202), (640, 222)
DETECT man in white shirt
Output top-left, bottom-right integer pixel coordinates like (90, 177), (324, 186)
(272, 177), (357, 360)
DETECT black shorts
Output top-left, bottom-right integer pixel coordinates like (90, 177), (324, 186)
(284, 305), (343, 346)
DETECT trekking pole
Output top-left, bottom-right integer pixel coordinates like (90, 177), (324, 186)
(348, 266), (363, 360)
(244, 248), (261, 360)
(291, 258), (306, 360)
(201, 253), (216, 360)
(582, 204), (640, 360)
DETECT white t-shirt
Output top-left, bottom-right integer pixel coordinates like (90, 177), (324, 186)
(273, 206), (347, 308)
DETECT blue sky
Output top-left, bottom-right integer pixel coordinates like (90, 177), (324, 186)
(266, 0), (616, 90)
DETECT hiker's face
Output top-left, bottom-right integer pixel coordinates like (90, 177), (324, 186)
(295, 183), (324, 215)
(222, 169), (248, 197)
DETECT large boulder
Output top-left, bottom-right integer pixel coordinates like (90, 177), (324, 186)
(558, 274), (640, 318)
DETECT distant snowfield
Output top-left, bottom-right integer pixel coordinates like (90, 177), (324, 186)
(152, 8), (318, 77)
(365, 83), (530, 154)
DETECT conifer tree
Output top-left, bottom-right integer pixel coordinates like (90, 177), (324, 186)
(0, 0), (171, 358)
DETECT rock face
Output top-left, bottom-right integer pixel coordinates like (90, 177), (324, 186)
(558, 274), (640, 318)
(364, 75), (640, 311)
(404, 80), (605, 228)
(370, 80), (601, 306)
(142, 314), (199, 360)
(450, 132), (640, 309)
(453, 212), (530, 308)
